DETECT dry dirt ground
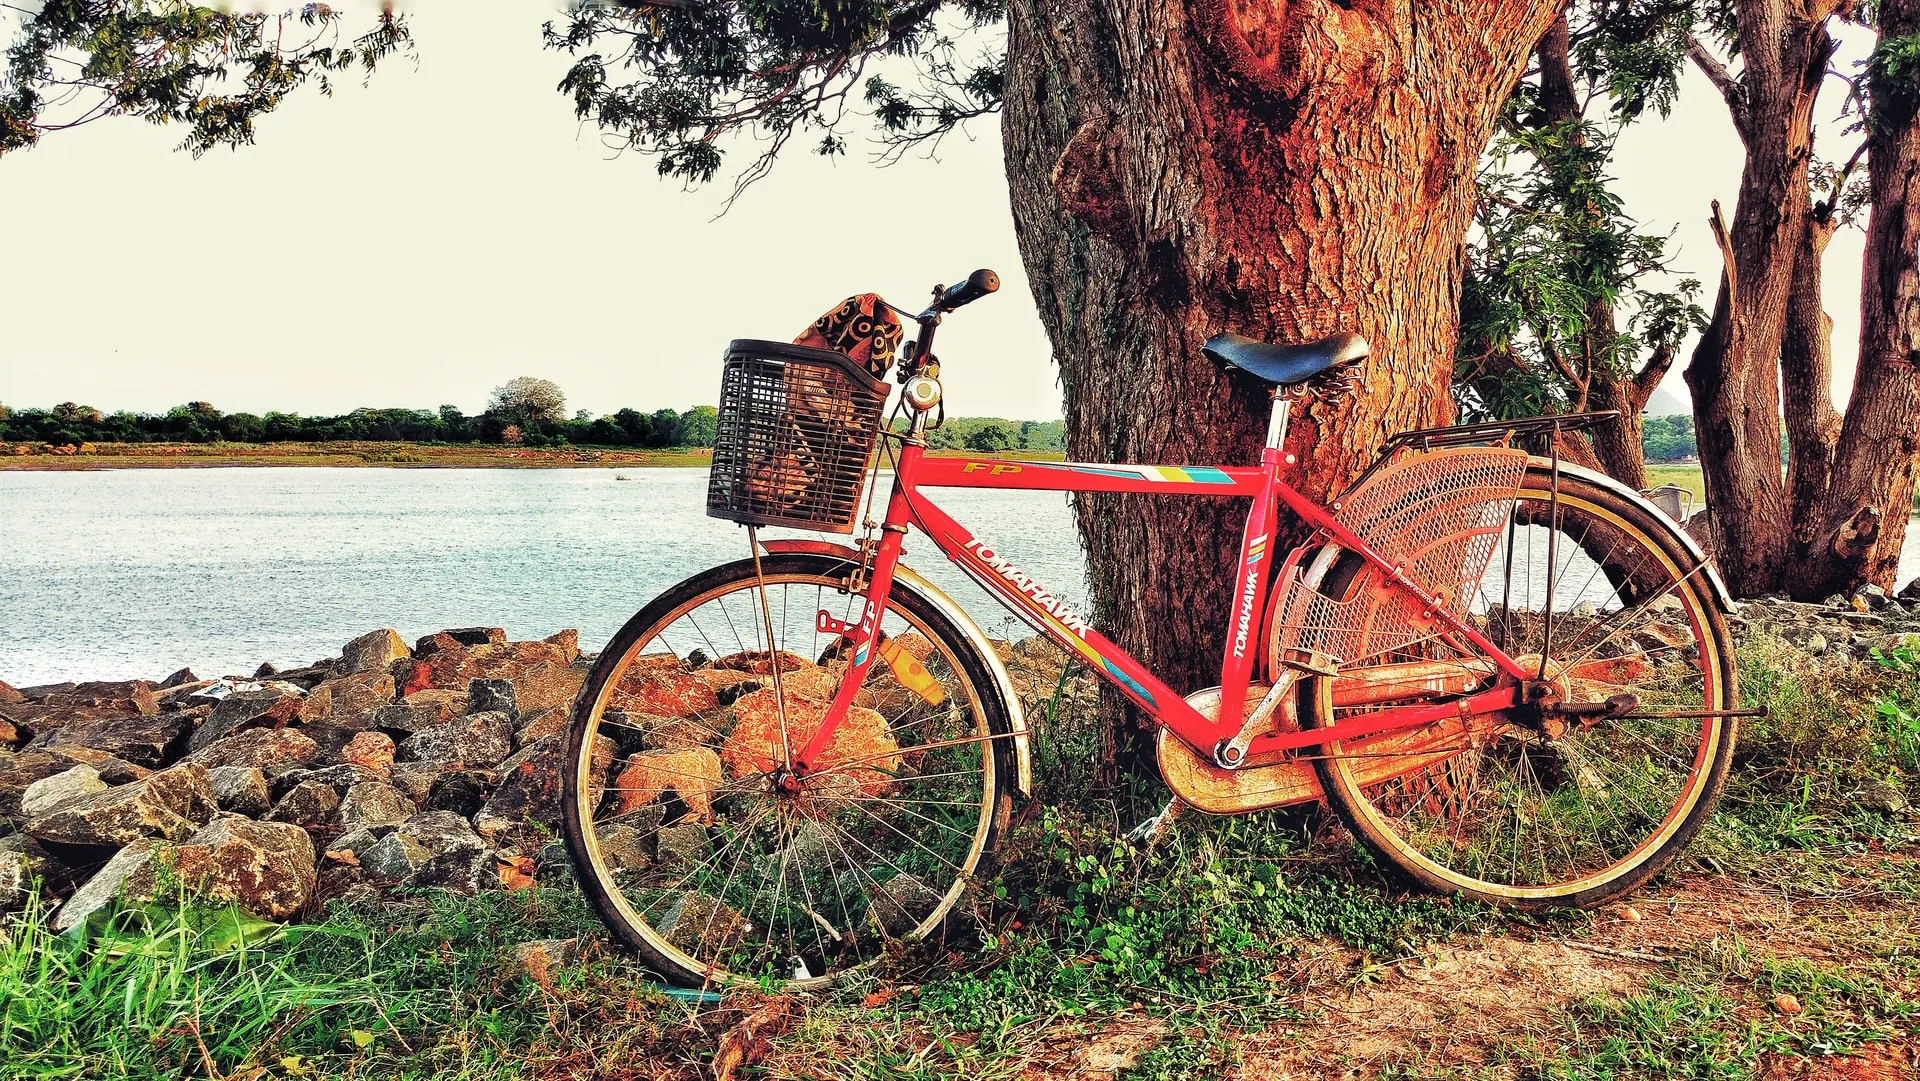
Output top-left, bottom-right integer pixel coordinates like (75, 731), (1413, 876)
(735, 850), (1918, 1081)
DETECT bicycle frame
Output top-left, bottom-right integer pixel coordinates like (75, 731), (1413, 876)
(791, 433), (1543, 773)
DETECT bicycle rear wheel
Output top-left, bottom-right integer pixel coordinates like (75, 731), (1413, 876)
(560, 552), (1016, 987)
(1304, 466), (1737, 908)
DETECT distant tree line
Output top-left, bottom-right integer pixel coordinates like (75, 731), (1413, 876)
(0, 396), (721, 450)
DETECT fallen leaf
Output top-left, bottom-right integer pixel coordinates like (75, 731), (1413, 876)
(1620, 905), (1644, 922)
(861, 988), (899, 1009)
(1774, 993), (1802, 1015)
(349, 1029), (375, 1049)
(498, 855), (535, 891)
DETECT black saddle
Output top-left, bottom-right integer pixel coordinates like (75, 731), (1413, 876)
(1203, 331), (1371, 386)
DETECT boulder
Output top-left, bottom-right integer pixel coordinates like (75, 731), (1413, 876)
(27, 763), (216, 847)
(362, 811), (495, 891)
(655, 822), (708, 871)
(544, 629), (581, 666)
(264, 780), (340, 827)
(422, 627), (507, 651)
(20, 765), (108, 817)
(339, 781), (415, 835)
(398, 712), (514, 770)
(341, 629), (409, 675)
(1898, 578), (1920, 602)
(1855, 779), (1912, 816)
(270, 763), (380, 798)
(187, 727), (319, 771)
(326, 826), (383, 858)
(135, 818), (316, 920)
(34, 712), (192, 767)
(0, 717), (22, 750)
(65, 681), (160, 716)
(157, 668), (198, 689)
(1, 834), (79, 911)
(42, 747), (149, 785)
(471, 735), (616, 850)
(1860, 584), (1892, 610)
(0, 750), (79, 819)
(656, 891), (750, 952)
(467, 679), (518, 720)
(373, 699), (455, 736)
(514, 706), (568, 748)
(425, 770), (495, 818)
(0, 679), (24, 704)
(510, 664), (586, 716)
(388, 763), (439, 805)
(870, 872), (945, 938)
(595, 823), (650, 873)
(206, 766), (272, 817)
(297, 672), (395, 725)
(404, 687), (471, 716)
(609, 748), (723, 823)
(188, 688), (303, 753)
(52, 840), (159, 932)
(340, 731), (396, 775)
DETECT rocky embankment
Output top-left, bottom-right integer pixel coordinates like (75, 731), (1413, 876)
(0, 626), (591, 930)
(2, 576), (1917, 935)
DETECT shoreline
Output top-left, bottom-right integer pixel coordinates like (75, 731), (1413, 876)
(0, 442), (1073, 471)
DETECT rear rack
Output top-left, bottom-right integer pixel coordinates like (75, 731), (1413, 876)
(1343, 411), (1619, 495)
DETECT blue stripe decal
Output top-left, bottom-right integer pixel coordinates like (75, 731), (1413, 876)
(1101, 659), (1157, 708)
(853, 644), (870, 666)
(1183, 467), (1235, 484)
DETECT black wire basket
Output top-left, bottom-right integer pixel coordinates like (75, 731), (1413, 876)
(706, 339), (891, 533)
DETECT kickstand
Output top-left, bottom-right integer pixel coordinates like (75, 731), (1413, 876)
(1126, 798), (1185, 848)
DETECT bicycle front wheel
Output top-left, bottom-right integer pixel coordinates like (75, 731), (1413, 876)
(560, 552), (1016, 987)
(1304, 466), (1738, 908)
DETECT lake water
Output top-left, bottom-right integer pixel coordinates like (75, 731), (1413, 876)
(0, 468), (1087, 686)
(2, 468), (1916, 687)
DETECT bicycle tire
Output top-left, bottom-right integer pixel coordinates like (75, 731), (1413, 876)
(560, 552), (1018, 987)
(1302, 465), (1738, 908)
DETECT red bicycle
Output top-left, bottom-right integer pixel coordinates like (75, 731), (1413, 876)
(560, 270), (1745, 987)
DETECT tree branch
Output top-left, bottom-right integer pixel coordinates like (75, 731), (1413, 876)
(1686, 35), (1746, 133)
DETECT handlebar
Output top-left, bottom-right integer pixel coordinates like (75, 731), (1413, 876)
(920, 268), (999, 319)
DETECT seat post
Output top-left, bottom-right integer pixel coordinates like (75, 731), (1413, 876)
(1265, 390), (1292, 452)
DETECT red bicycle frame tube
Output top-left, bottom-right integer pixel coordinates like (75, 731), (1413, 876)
(793, 441), (1534, 769)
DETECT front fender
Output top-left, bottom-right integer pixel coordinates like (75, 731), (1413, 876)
(758, 538), (1034, 798)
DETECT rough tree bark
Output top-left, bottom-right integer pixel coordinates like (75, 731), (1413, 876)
(1683, 13), (1837, 595)
(1000, 0), (1561, 769)
(1791, 0), (1920, 597)
(1781, 198), (1845, 578)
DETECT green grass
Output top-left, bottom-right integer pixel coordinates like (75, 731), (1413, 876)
(5, 639), (1916, 1080)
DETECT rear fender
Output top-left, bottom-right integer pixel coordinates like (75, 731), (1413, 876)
(758, 538), (1034, 798)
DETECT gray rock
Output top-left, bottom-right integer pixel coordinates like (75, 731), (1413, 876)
(1860, 584), (1891, 609)
(425, 770), (495, 818)
(595, 823), (650, 873)
(1856, 780), (1912, 816)
(189, 688), (304, 753)
(186, 727), (319, 770)
(1898, 578), (1920, 602)
(1, 834), (78, 912)
(34, 712), (192, 767)
(325, 827), (383, 857)
(206, 766), (271, 817)
(359, 831), (431, 883)
(20, 765), (108, 817)
(388, 763), (439, 805)
(513, 706), (568, 748)
(27, 763), (216, 847)
(393, 810), (496, 891)
(135, 817), (316, 920)
(655, 822), (708, 871)
(53, 840), (160, 932)
(1870, 632), (1920, 656)
(1822, 593), (1850, 608)
(264, 780), (340, 827)
(467, 678), (518, 720)
(655, 891), (750, 952)
(512, 937), (580, 980)
(869, 872), (945, 938)
(339, 781), (415, 835)
(270, 763), (380, 799)
(341, 629), (409, 675)
(398, 712), (514, 770)
(373, 700), (455, 736)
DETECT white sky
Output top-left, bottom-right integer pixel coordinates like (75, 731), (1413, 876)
(0, 4), (1876, 422)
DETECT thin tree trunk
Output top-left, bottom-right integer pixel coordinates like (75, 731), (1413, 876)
(1683, 17), (1836, 595)
(1780, 209), (1844, 590)
(1002, 0), (1561, 772)
(1794, 0), (1920, 596)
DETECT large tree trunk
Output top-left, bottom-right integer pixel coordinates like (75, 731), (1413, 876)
(1792, 0), (1920, 597)
(1001, 0), (1560, 771)
(1683, 17), (1835, 595)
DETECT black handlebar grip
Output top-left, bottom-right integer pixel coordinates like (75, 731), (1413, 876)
(936, 268), (1000, 312)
